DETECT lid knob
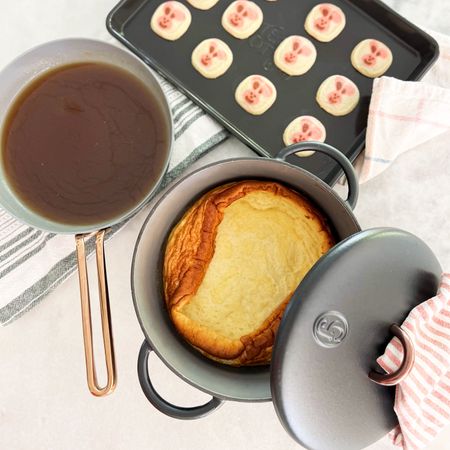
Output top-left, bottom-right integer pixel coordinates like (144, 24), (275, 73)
(368, 324), (415, 386)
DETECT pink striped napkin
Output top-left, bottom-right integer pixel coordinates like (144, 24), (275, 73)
(377, 273), (450, 450)
(358, 30), (450, 184)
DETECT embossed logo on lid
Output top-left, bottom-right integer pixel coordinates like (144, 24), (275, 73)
(313, 311), (348, 348)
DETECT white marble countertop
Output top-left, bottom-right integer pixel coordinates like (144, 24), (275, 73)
(1, 1), (450, 450)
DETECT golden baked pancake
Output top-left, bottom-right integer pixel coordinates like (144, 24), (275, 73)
(163, 181), (335, 366)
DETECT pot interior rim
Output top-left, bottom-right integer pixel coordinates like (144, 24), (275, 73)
(131, 157), (360, 401)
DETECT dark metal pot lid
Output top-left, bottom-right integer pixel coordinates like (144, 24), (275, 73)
(270, 228), (441, 450)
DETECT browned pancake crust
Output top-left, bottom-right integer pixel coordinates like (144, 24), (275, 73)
(163, 180), (335, 366)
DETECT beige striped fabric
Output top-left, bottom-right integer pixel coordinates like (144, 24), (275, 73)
(0, 77), (227, 325)
(377, 273), (450, 450)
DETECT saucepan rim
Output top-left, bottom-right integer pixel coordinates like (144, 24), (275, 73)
(0, 37), (174, 234)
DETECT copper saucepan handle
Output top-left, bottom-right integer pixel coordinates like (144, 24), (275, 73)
(369, 324), (415, 386)
(75, 229), (116, 397)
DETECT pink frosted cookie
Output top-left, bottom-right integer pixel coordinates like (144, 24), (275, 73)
(222, 1), (263, 39)
(316, 75), (359, 116)
(304, 3), (346, 42)
(150, 1), (191, 41)
(283, 116), (326, 157)
(235, 75), (277, 115)
(192, 39), (233, 79)
(274, 35), (317, 76)
(187, 0), (219, 10)
(351, 39), (393, 78)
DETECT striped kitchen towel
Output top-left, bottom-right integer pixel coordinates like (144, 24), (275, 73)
(358, 30), (450, 183)
(377, 273), (450, 450)
(0, 76), (227, 325)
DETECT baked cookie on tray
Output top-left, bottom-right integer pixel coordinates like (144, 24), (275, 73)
(316, 75), (359, 116)
(235, 75), (277, 115)
(351, 39), (393, 78)
(283, 116), (326, 157)
(192, 39), (233, 78)
(222, 0), (263, 39)
(150, 1), (192, 41)
(187, 0), (219, 10)
(305, 3), (346, 42)
(274, 36), (317, 76)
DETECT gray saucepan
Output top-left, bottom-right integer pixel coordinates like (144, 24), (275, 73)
(0, 38), (173, 397)
(131, 142), (361, 417)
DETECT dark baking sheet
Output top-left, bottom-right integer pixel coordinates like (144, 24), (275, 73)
(107, 0), (439, 185)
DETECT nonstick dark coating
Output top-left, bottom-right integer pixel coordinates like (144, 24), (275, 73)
(131, 153), (361, 405)
(107, 0), (438, 185)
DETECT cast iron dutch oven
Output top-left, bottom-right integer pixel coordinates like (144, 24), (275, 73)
(131, 142), (441, 450)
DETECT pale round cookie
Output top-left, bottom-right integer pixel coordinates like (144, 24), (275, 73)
(191, 39), (233, 79)
(150, 1), (192, 41)
(235, 75), (277, 115)
(351, 39), (393, 78)
(274, 35), (317, 76)
(222, 1), (263, 39)
(283, 116), (326, 157)
(187, 0), (219, 10)
(304, 3), (346, 42)
(316, 75), (359, 116)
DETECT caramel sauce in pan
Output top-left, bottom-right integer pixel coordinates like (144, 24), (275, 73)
(1, 62), (170, 226)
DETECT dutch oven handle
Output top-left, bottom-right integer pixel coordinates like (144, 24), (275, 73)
(137, 340), (224, 419)
(276, 142), (359, 210)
